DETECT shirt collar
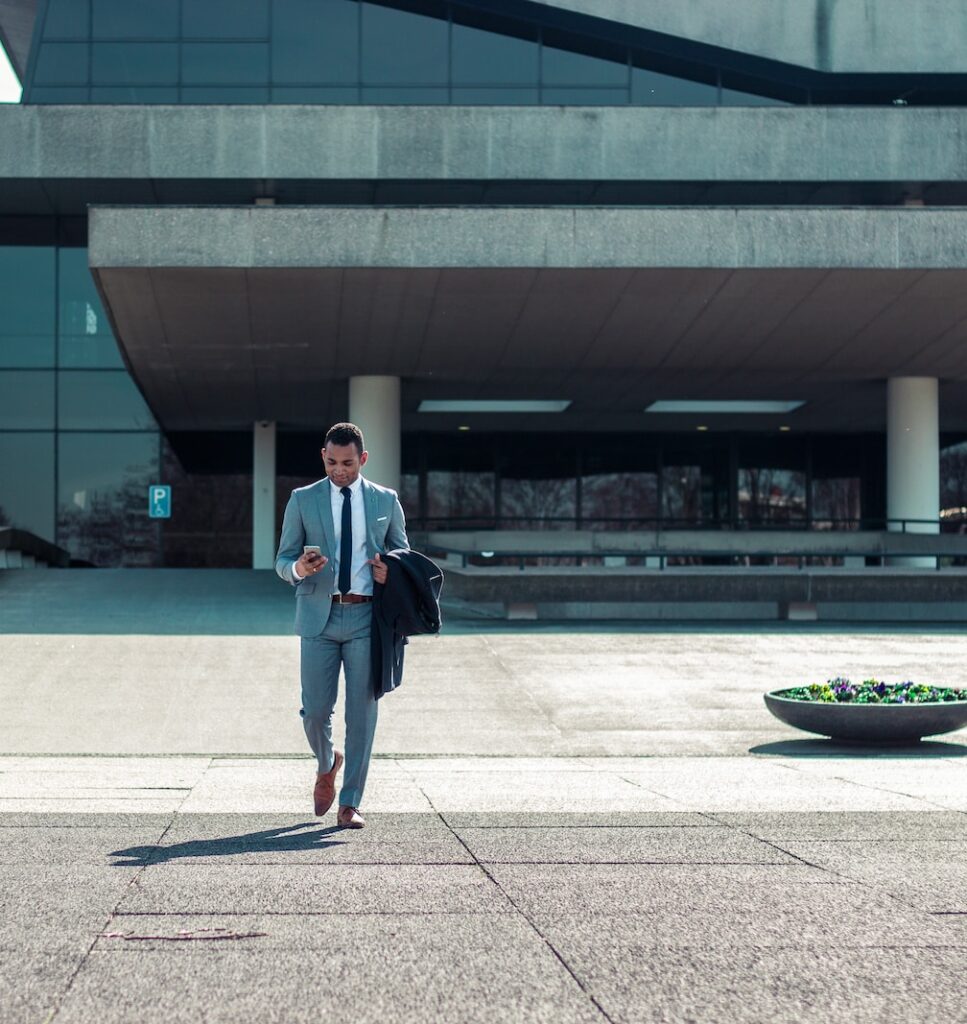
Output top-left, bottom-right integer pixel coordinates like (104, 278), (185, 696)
(332, 476), (364, 496)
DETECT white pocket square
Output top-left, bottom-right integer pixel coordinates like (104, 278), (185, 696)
(377, 515), (388, 522)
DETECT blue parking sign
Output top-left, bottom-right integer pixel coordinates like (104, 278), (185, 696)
(149, 485), (171, 518)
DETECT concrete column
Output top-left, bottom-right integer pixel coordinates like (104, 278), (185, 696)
(349, 375), (401, 491)
(886, 377), (939, 568)
(252, 420), (276, 570)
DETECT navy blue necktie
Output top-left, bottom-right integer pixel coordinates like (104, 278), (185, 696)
(338, 486), (352, 595)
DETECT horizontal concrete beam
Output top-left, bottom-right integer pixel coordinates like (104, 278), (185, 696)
(539, 0), (967, 73)
(89, 206), (967, 271)
(4, 105), (967, 183)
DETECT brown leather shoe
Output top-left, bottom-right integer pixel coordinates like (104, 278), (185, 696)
(337, 805), (365, 829)
(313, 750), (343, 816)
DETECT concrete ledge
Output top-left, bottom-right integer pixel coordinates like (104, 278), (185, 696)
(89, 205), (967, 271)
(445, 567), (967, 614)
(5, 105), (967, 183)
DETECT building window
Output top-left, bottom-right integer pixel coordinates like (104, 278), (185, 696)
(0, 433), (56, 541)
(57, 431), (161, 567)
(24, 0), (833, 106)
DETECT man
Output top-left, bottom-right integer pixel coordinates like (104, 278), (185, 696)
(275, 422), (408, 829)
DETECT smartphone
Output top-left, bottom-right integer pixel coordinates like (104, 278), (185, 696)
(303, 545), (322, 556)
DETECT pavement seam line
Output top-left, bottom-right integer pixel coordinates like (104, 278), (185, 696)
(709, 821), (955, 917)
(777, 759), (966, 813)
(42, 759), (211, 1024)
(392, 760), (618, 1024)
(478, 635), (566, 739)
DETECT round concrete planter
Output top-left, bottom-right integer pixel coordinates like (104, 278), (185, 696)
(764, 689), (967, 742)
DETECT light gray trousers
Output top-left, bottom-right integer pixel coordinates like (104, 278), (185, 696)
(299, 602), (378, 809)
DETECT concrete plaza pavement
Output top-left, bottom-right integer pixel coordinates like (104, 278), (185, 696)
(2, 570), (967, 1022)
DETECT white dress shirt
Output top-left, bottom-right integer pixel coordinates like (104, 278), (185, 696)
(292, 476), (371, 595)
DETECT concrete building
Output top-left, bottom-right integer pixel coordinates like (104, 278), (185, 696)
(2, 0), (967, 570)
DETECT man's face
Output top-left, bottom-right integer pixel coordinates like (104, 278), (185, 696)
(322, 442), (368, 487)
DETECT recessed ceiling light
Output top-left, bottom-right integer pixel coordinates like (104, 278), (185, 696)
(645, 400), (804, 414)
(458, 425), (470, 431)
(696, 425), (708, 431)
(418, 400), (571, 413)
(779, 425), (791, 432)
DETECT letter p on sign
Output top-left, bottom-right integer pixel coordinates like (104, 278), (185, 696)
(149, 485), (171, 519)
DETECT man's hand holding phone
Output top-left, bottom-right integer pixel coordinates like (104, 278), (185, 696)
(297, 545), (328, 577)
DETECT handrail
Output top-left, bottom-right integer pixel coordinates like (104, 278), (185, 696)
(407, 515), (958, 532)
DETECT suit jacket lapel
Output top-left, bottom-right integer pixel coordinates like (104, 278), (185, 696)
(319, 478), (336, 558)
(361, 477), (379, 557)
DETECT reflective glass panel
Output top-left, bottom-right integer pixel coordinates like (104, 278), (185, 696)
(738, 467), (806, 522)
(33, 43), (89, 84)
(631, 67), (719, 105)
(91, 0), (179, 39)
(361, 87), (447, 103)
(44, 0), (90, 39)
(541, 31), (627, 87)
(582, 470), (658, 526)
(57, 432), (161, 567)
(423, 433), (495, 528)
(0, 247), (56, 368)
(0, 372), (55, 428)
(92, 43), (178, 84)
(57, 371), (156, 429)
(426, 471), (495, 525)
(183, 0), (269, 39)
(737, 437), (807, 523)
(162, 439), (252, 568)
(272, 0), (359, 84)
(361, 2), (448, 84)
(0, 432), (56, 541)
(28, 87), (90, 102)
(720, 87), (791, 107)
(499, 449), (576, 528)
(661, 441), (730, 526)
(451, 18), (538, 86)
(181, 87), (270, 103)
(272, 86), (359, 103)
(542, 87), (627, 105)
(451, 87), (538, 104)
(0, 334), (55, 368)
(182, 43), (270, 84)
(661, 464), (703, 524)
(941, 440), (967, 510)
(720, 70), (800, 105)
(398, 471), (420, 523)
(581, 437), (660, 527)
(90, 86), (180, 103)
(58, 248), (123, 368)
(811, 476), (861, 528)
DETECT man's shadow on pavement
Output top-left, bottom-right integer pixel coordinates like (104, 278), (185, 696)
(110, 823), (346, 866)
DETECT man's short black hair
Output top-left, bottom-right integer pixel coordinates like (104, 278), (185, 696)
(325, 422), (365, 455)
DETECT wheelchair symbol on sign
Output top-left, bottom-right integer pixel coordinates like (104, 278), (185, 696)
(148, 486), (171, 519)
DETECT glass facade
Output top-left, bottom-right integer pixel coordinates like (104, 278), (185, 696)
(396, 432), (884, 536)
(0, 244), (161, 566)
(24, 0), (790, 106)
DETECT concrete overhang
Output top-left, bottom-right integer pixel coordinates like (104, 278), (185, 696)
(3, 106), (967, 214)
(89, 205), (967, 435)
(537, 0), (967, 74)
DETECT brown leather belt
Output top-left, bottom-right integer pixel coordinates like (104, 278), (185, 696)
(331, 593), (373, 604)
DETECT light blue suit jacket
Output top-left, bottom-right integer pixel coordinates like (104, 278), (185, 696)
(275, 476), (409, 637)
